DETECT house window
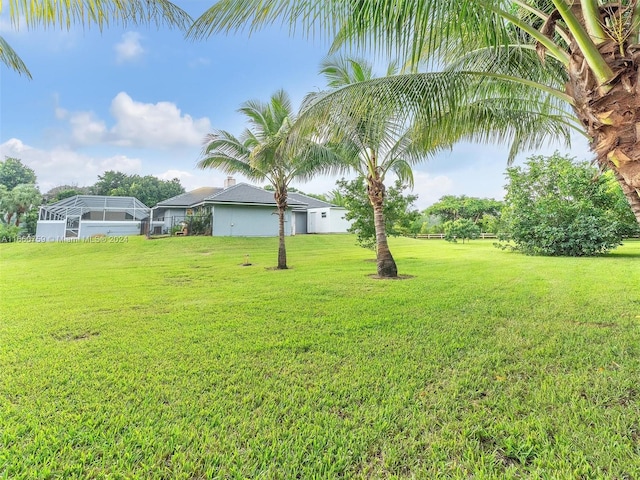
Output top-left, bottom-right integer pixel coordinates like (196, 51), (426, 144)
(321, 212), (327, 218)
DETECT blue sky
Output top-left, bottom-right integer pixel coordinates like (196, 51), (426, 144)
(0, 1), (591, 208)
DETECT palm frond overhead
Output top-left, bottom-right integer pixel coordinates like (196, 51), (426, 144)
(6, 0), (192, 31)
(0, 35), (31, 78)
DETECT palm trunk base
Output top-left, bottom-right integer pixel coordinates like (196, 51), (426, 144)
(377, 254), (398, 277)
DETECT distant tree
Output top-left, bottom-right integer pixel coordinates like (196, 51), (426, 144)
(92, 171), (130, 196)
(501, 153), (629, 256)
(337, 177), (419, 250)
(426, 195), (502, 224)
(0, 158), (36, 191)
(443, 218), (480, 243)
(91, 171), (184, 207)
(44, 185), (91, 203)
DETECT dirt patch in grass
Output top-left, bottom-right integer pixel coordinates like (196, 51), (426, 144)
(51, 330), (100, 341)
(367, 274), (415, 280)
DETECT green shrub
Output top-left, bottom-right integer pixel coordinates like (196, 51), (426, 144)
(500, 153), (627, 256)
(0, 224), (20, 243)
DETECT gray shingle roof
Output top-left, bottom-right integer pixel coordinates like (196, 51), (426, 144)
(288, 192), (334, 209)
(205, 183), (307, 207)
(156, 187), (222, 207)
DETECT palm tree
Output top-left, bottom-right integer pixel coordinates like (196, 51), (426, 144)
(1, 184), (41, 226)
(305, 56), (429, 278)
(2, 0), (190, 78)
(197, 89), (337, 269)
(188, 0), (640, 226)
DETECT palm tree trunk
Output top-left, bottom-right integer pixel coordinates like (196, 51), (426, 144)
(275, 189), (288, 269)
(566, 39), (640, 225)
(367, 175), (398, 278)
(613, 170), (640, 224)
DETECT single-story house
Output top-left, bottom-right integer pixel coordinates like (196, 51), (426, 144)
(36, 195), (150, 241)
(288, 192), (352, 235)
(153, 178), (352, 237)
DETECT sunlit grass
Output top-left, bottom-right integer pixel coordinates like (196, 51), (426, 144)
(1, 236), (639, 478)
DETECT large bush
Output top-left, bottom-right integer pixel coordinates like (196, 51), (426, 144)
(501, 153), (630, 256)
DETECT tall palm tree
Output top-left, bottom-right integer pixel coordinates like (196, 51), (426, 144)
(2, 0), (190, 78)
(197, 89), (337, 269)
(188, 0), (640, 226)
(306, 56), (427, 278)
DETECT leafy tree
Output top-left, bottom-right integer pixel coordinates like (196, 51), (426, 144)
(337, 177), (419, 251)
(2, 0), (190, 78)
(91, 171), (184, 207)
(0, 157), (36, 190)
(443, 218), (481, 243)
(197, 89), (337, 269)
(500, 152), (627, 256)
(426, 195), (502, 224)
(189, 0), (640, 226)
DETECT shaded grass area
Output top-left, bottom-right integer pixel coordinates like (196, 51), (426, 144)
(1, 236), (639, 478)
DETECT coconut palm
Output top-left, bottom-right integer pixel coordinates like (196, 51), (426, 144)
(2, 0), (190, 78)
(189, 0), (640, 225)
(197, 89), (338, 269)
(304, 56), (429, 277)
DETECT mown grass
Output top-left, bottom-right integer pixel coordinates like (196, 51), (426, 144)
(1, 235), (639, 479)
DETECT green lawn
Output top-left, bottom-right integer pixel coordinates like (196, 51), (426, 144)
(1, 235), (639, 479)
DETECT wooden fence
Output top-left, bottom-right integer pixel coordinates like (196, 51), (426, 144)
(415, 233), (498, 239)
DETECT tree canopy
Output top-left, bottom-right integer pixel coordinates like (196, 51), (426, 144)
(0, 157), (36, 191)
(92, 171), (184, 208)
(426, 196), (503, 224)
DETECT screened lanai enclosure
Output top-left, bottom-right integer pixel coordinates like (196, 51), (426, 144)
(36, 195), (150, 241)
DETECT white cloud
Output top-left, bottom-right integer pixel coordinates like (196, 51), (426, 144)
(68, 111), (108, 145)
(115, 32), (145, 64)
(0, 138), (142, 192)
(108, 92), (211, 148)
(56, 92), (212, 149)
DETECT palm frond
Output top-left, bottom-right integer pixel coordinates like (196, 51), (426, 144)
(0, 35), (31, 78)
(7, 0), (192, 31)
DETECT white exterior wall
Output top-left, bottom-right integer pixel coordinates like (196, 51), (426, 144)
(35, 221), (66, 241)
(78, 221), (142, 238)
(307, 207), (351, 233)
(329, 207), (351, 233)
(35, 220), (141, 241)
